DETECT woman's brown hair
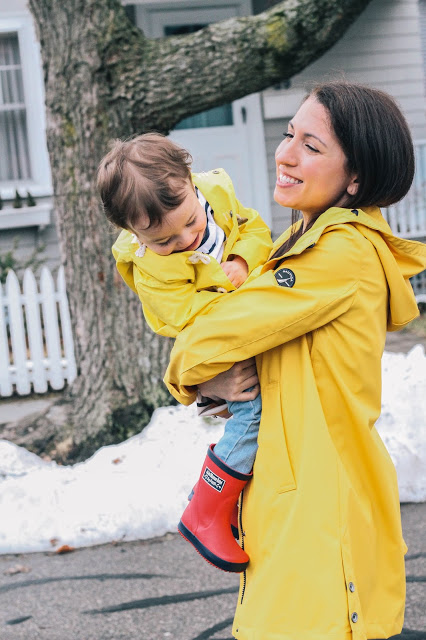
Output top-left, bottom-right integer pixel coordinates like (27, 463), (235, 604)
(272, 82), (415, 259)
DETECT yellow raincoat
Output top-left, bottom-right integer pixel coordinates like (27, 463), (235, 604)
(112, 169), (272, 337)
(165, 206), (426, 640)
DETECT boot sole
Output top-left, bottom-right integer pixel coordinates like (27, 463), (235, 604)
(178, 521), (249, 573)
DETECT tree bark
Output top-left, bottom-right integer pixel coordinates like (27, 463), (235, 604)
(5, 0), (371, 463)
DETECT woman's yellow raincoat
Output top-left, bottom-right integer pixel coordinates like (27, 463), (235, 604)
(165, 206), (426, 640)
(112, 169), (272, 338)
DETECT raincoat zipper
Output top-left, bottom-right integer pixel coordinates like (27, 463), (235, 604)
(239, 489), (247, 604)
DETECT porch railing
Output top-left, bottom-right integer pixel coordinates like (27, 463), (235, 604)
(383, 139), (426, 240)
(383, 139), (426, 302)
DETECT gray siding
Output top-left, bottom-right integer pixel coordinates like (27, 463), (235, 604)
(263, 0), (426, 237)
(420, 0), (426, 91)
(0, 221), (60, 276)
(264, 118), (293, 238)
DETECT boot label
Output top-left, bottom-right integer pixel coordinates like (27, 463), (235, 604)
(202, 467), (225, 492)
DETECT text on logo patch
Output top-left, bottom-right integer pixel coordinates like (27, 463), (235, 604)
(202, 467), (225, 492)
(275, 268), (296, 288)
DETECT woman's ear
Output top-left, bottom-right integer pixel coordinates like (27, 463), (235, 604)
(347, 176), (359, 196)
(346, 176), (359, 196)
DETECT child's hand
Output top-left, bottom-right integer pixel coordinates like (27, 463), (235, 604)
(220, 256), (249, 288)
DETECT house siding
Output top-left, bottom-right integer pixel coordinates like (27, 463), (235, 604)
(420, 0), (426, 91)
(263, 0), (426, 237)
(0, 0), (26, 11)
(0, 215), (59, 275)
(264, 118), (293, 237)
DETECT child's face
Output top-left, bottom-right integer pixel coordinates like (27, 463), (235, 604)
(131, 182), (207, 256)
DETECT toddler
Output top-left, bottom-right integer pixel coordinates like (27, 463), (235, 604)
(97, 133), (272, 573)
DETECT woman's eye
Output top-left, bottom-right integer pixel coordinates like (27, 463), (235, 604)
(186, 219), (196, 227)
(306, 144), (319, 153)
(283, 132), (293, 139)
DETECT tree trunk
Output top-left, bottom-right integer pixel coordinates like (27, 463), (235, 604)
(3, 0), (174, 463)
(4, 0), (371, 464)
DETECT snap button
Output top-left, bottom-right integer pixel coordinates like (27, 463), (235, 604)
(212, 170), (220, 174)
(348, 581), (355, 592)
(351, 612), (358, 623)
(351, 209), (359, 216)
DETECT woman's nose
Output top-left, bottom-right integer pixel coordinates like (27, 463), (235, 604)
(276, 139), (297, 166)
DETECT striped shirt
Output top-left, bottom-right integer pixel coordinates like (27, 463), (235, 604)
(195, 186), (226, 263)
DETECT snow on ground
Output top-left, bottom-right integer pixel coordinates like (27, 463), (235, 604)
(377, 345), (426, 503)
(0, 346), (425, 554)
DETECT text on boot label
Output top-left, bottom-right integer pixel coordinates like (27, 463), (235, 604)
(202, 467), (225, 492)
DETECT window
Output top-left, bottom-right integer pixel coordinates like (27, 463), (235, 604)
(0, 33), (31, 182)
(0, 15), (51, 201)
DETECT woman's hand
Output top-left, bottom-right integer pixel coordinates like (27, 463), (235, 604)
(198, 358), (259, 402)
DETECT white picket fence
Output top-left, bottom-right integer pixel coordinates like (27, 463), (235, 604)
(0, 266), (77, 397)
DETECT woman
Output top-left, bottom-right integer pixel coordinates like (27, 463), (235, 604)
(165, 83), (426, 640)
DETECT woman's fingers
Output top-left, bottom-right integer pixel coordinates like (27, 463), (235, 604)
(235, 357), (256, 371)
(197, 360), (260, 402)
(233, 360), (258, 389)
(240, 374), (260, 391)
(229, 383), (260, 402)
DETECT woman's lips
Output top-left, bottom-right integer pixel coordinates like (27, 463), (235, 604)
(276, 173), (303, 187)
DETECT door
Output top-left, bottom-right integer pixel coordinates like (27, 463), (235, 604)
(135, 1), (271, 226)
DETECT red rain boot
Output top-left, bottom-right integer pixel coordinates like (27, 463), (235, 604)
(178, 444), (251, 572)
(188, 487), (240, 539)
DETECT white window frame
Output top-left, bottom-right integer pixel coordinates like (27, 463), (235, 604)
(122, 0), (252, 34)
(0, 12), (52, 200)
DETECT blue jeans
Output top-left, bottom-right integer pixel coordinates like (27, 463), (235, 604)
(213, 390), (262, 474)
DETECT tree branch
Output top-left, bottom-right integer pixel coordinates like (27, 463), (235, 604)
(112, 0), (373, 132)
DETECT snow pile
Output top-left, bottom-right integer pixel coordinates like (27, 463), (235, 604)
(0, 346), (424, 554)
(0, 406), (223, 554)
(376, 344), (426, 503)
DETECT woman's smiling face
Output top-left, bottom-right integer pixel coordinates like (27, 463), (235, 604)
(274, 96), (358, 225)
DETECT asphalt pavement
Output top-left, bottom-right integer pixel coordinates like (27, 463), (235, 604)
(0, 503), (424, 640)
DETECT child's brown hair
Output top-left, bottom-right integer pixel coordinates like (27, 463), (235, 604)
(97, 133), (192, 230)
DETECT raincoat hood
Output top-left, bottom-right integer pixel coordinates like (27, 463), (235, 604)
(266, 206), (425, 331)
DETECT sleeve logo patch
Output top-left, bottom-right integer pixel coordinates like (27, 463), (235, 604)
(275, 268), (296, 288)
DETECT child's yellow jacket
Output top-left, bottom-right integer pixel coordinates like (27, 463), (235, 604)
(112, 169), (272, 337)
(164, 206), (426, 640)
